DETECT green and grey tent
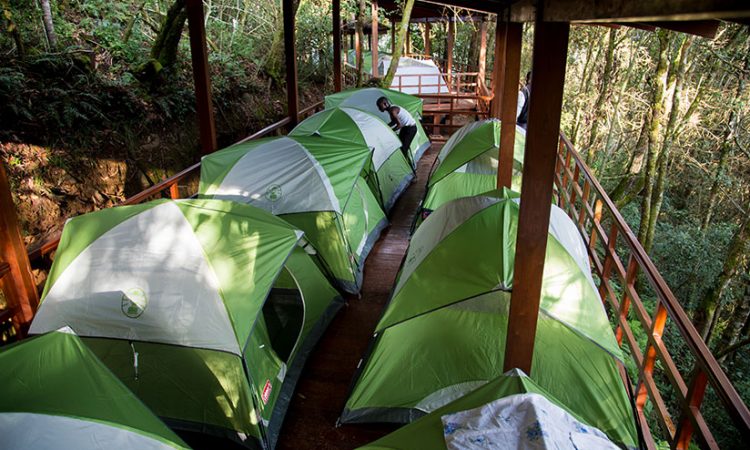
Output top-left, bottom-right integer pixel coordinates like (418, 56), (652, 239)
(358, 370), (621, 450)
(420, 119), (525, 226)
(198, 135), (387, 294)
(341, 190), (637, 448)
(29, 199), (342, 449)
(289, 107), (414, 213)
(0, 328), (189, 450)
(324, 87), (431, 162)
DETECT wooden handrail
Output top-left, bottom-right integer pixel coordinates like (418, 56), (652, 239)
(555, 132), (750, 448)
(26, 101), (324, 264)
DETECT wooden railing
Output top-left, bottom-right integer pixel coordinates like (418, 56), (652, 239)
(391, 72), (485, 96)
(554, 133), (750, 449)
(23, 101), (324, 274)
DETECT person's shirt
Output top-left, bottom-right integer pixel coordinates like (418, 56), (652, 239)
(517, 84), (531, 125)
(390, 105), (416, 128)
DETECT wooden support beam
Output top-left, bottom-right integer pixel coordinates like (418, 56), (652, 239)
(186, 0), (217, 155)
(504, 18), (570, 375)
(424, 22), (432, 56)
(498, 22), (522, 189)
(283, 0), (299, 126)
(0, 163), (39, 334)
(372, 0), (379, 77)
(446, 17), (455, 74)
(405, 23), (411, 54)
(477, 18), (488, 89)
(490, 20), (507, 118)
(333, 0), (342, 91)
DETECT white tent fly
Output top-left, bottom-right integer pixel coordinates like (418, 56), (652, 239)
(379, 56), (451, 95)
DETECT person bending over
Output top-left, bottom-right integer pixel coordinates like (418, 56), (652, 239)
(377, 96), (417, 166)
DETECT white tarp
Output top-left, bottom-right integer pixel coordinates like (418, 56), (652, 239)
(379, 56), (451, 95)
(441, 393), (619, 450)
(30, 202), (240, 355)
(208, 137), (341, 214)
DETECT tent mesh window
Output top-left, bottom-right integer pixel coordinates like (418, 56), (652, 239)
(262, 269), (305, 363)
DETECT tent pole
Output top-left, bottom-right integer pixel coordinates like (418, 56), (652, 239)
(333, 0), (342, 92)
(497, 22), (522, 189)
(372, 0), (379, 77)
(186, 0), (217, 155)
(283, 0), (299, 126)
(503, 14), (570, 375)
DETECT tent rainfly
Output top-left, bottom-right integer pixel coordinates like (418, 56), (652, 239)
(341, 190), (638, 448)
(290, 107), (414, 213)
(324, 87), (431, 163)
(29, 199), (342, 449)
(419, 119), (525, 226)
(358, 370), (621, 450)
(0, 328), (190, 450)
(199, 135), (387, 294)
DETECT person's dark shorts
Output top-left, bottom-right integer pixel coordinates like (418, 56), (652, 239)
(399, 125), (418, 156)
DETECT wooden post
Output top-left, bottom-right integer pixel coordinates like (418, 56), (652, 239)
(333, 0), (342, 91)
(477, 18), (488, 89)
(0, 163), (39, 334)
(424, 22), (432, 57)
(354, 16), (361, 73)
(405, 23), (411, 54)
(371, 0), (379, 77)
(186, 0), (217, 155)
(503, 18), (570, 375)
(283, 0), (299, 126)
(498, 22), (522, 189)
(446, 17), (455, 74)
(490, 21), (506, 118)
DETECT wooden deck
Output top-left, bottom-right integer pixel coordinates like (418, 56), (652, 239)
(276, 144), (440, 449)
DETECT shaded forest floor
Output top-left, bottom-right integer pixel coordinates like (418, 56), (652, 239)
(0, 53), (325, 248)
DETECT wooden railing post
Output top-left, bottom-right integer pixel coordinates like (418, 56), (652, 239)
(333, 0), (342, 92)
(598, 223), (619, 305)
(674, 369), (710, 449)
(371, 0), (379, 77)
(186, 0), (218, 155)
(616, 255), (639, 345)
(0, 163), (39, 335)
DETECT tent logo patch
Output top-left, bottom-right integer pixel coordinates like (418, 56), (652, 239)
(261, 379), (273, 404)
(265, 184), (282, 202)
(121, 288), (148, 319)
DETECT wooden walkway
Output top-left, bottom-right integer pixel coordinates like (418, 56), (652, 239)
(276, 144), (439, 449)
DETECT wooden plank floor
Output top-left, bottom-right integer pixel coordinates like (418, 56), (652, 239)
(276, 144), (440, 450)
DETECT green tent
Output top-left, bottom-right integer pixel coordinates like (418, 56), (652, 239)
(420, 120), (525, 225)
(289, 107), (414, 213)
(198, 135), (387, 294)
(324, 87), (431, 163)
(0, 328), (189, 450)
(341, 190), (637, 448)
(29, 199), (342, 449)
(358, 370), (623, 450)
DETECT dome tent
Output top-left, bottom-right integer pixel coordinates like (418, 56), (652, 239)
(324, 87), (431, 163)
(289, 107), (414, 213)
(0, 328), (190, 450)
(198, 135), (387, 294)
(357, 370), (622, 450)
(419, 119), (525, 226)
(29, 199), (342, 449)
(341, 190), (637, 448)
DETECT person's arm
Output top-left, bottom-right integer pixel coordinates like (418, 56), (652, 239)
(389, 106), (403, 130)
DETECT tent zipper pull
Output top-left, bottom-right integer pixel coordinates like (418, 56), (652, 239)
(130, 342), (139, 380)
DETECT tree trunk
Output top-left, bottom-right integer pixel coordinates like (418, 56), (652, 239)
(139, 0), (188, 80)
(584, 28), (617, 163)
(638, 30), (669, 254)
(355, 0), (366, 86)
(123, 0), (149, 43)
(570, 31), (602, 145)
(714, 275), (750, 364)
(609, 111), (649, 207)
(693, 210), (750, 341)
(644, 35), (692, 253)
(1, 0), (25, 58)
(262, 0), (303, 85)
(40, 0), (58, 50)
(381, 0), (415, 88)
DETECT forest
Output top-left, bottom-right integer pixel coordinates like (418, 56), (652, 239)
(1, 1), (749, 447)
